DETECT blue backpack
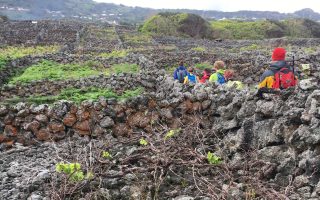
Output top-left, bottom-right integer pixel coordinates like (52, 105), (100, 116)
(217, 73), (226, 84)
(187, 73), (197, 84)
(177, 69), (187, 83)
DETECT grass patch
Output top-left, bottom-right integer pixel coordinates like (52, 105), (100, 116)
(9, 60), (100, 84)
(82, 27), (117, 42)
(211, 20), (284, 40)
(239, 44), (261, 51)
(211, 18), (320, 39)
(191, 46), (206, 52)
(98, 50), (128, 58)
(105, 63), (140, 75)
(0, 45), (59, 71)
(303, 47), (318, 54)
(3, 87), (144, 105)
(194, 62), (212, 70)
(123, 33), (151, 44)
(0, 45), (59, 61)
(0, 58), (6, 70)
(58, 87), (143, 103)
(165, 65), (182, 75)
(160, 45), (177, 51)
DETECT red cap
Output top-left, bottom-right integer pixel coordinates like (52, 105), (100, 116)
(272, 48), (286, 61)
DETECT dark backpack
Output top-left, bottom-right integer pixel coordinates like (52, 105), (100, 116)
(177, 69), (187, 83)
(187, 73), (197, 84)
(217, 73), (226, 84)
(272, 67), (297, 89)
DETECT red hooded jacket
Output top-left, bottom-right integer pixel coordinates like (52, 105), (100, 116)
(199, 71), (211, 83)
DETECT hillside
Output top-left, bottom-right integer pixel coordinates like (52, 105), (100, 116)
(1, 0), (320, 23)
(211, 18), (320, 39)
(139, 14), (320, 39)
(140, 13), (214, 39)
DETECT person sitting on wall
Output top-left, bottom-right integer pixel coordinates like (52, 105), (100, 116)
(209, 61), (226, 85)
(184, 67), (199, 85)
(173, 61), (188, 83)
(258, 48), (297, 89)
(257, 47), (298, 97)
(199, 68), (212, 84)
(224, 70), (244, 90)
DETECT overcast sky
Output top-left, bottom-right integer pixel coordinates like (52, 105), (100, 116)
(93, 0), (320, 13)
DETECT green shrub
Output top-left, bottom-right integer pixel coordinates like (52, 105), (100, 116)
(211, 19), (287, 39)
(55, 163), (85, 182)
(207, 151), (222, 165)
(282, 19), (311, 38)
(139, 138), (148, 146)
(165, 129), (181, 140)
(0, 58), (6, 70)
(102, 151), (112, 159)
(9, 60), (100, 84)
(211, 20), (268, 39)
(141, 13), (214, 39)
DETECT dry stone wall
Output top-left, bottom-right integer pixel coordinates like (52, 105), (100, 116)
(0, 74), (319, 149)
(0, 21), (84, 46)
(1, 75), (320, 199)
(0, 52), (146, 88)
(0, 72), (157, 101)
(3, 21), (320, 199)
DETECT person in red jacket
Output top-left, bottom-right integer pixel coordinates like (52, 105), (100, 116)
(199, 68), (211, 84)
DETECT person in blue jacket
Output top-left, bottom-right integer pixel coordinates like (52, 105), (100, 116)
(173, 61), (187, 83)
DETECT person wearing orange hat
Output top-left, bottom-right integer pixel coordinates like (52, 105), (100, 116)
(258, 47), (297, 89)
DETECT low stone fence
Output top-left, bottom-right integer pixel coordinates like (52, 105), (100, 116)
(0, 72), (157, 101)
(1, 76), (320, 198)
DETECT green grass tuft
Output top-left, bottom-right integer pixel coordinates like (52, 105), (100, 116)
(191, 46), (206, 52)
(3, 87), (144, 105)
(105, 63), (140, 75)
(239, 44), (261, 51)
(194, 62), (212, 70)
(59, 87), (118, 103)
(98, 50), (128, 58)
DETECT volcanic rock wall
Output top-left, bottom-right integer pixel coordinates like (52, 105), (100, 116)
(0, 21), (85, 45)
(2, 21), (320, 199)
(1, 74), (320, 199)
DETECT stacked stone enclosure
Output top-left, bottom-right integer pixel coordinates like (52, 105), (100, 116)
(2, 20), (320, 200)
